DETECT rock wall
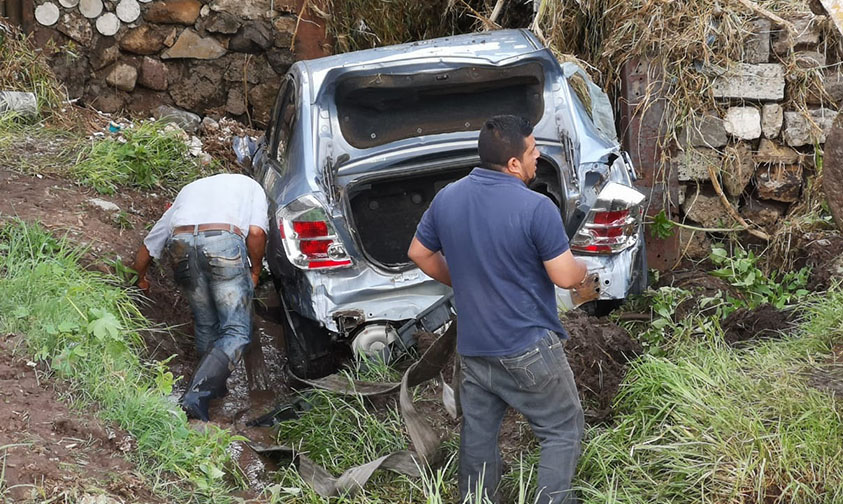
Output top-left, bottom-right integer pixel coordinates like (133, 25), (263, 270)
(672, 13), (838, 258)
(27, 0), (326, 126)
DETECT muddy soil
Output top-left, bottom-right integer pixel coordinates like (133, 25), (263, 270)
(791, 231), (843, 290)
(562, 310), (643, 422)
(0, 333), (161, 503)
(721, 304), (798, 346)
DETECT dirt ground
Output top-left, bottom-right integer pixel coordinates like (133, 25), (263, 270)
(0, 333), (159, 503)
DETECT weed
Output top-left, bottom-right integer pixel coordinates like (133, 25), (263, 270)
(72, 121), (208, 195)
(0, 219), (243, 502)
(710, 245), (810, 312)
(0, 22), (67, 118)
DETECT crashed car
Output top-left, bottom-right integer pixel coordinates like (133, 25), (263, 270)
(249, 28), (647, 378)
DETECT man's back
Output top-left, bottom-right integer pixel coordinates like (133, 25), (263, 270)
(415, 167), (570, 356)
(169, 173), (266, 230)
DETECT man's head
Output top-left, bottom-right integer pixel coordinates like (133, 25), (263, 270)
(478, 115), (540, 185)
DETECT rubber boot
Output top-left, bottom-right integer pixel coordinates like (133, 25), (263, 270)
(180, 347), (233, 421)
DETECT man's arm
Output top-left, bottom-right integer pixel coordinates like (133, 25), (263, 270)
(408, 237), (452, 287)
(543, 250), (588, 289)
(246, 225), (267, 287)
(132, 244), (153, 294)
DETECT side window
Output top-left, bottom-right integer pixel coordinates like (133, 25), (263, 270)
(273, 80), (298, 169)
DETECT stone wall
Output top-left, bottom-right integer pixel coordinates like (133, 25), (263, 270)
(27, 0), (324, 126)
(673, 13), (838, 257)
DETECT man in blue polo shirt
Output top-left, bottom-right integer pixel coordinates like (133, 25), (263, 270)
(408, 115), (588, 504)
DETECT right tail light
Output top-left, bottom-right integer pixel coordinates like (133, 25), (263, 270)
(570, 182), (645, 254)
(276, 195), (352, 270)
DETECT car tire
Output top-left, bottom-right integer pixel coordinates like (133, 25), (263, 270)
(280, 300), (337, 379)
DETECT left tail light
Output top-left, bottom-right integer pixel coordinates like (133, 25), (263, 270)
(276, 195), (352, 270)
(570, 182), (645, 254)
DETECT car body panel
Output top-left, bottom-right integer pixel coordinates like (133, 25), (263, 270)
(251, 28), (645, 342)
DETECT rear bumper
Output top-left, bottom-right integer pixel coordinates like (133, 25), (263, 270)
(556, 241), (643, 308)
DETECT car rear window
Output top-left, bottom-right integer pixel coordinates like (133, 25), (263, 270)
(335, 62), (545, 149)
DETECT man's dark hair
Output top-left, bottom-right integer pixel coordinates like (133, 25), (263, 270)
(478, 115), (533, 171)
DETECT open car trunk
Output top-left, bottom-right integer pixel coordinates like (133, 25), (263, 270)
(347, 159), (564, 269)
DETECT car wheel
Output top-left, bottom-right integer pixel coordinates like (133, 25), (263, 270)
(280, 301), (337, 379)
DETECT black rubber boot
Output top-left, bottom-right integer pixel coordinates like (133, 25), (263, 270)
(180, 347), (233, 421)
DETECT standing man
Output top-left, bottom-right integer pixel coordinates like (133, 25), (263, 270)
(133, 173), (268, 422)
(408, 115), (588, 503)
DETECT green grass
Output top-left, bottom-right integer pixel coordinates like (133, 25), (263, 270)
(71, 120), (210, 195)
(0, 219), (244, 502)
(576, 292), (843, 503)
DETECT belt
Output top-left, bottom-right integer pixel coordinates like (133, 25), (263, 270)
(172, 223), (245, 238)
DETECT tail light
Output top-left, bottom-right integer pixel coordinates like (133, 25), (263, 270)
(276, 195), (352, 270)
(570, 182), (645, 254)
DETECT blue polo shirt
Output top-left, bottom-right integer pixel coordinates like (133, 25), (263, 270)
(414, 167), (570, 357)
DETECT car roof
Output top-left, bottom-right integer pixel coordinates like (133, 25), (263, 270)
(298, 29), (546, 84)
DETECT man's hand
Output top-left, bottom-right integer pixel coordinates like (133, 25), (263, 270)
(571, 272), (600, 307)
(137, 276), (151, 295)
(251, 271), (260, 287)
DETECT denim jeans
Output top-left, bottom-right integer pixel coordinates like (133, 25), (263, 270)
(459, 332), (584, 504)
(166, 230), (253, 363)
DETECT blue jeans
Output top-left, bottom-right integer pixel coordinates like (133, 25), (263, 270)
(166, 230), (253, 363)
(459, 333), (584, 504)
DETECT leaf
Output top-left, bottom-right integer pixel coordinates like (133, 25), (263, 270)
(650, 209), (675, 239)
(12, 306), (30, 319)
(200, 463), (225, 480)
(87, 310), (122, 341)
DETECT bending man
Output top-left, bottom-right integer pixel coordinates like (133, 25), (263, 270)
(133, 173), (268, 421)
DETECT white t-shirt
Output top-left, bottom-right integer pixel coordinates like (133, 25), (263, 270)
(143, 173), (270, 259)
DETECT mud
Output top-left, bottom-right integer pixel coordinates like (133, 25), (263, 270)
(0, 333), (161, 503)
(721, 304), (798, 346)
(791, 232), (843, 291)
(562, 310), (643, 423)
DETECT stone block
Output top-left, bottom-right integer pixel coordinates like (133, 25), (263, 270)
(229, 20), (273, 53)
(795, 50), (827, 69)
(675, 147), (721, 182)
(681, 185), (731, 228)
(273, 15), (296, 47)
(91, 43), (120, 70)
(119, 25), (165, 55)
(809, 70), (843, 106)
(679, 114), (727, 148)
(138, 57), (168, 91)
(209, 0), (282, 20)
(57, 12), (93, 45)
(722, 143), (755, 197)
(761, 103), (783, 138)
(783, 108), (838, 146)
(106, 63), (137, 92)
(204, 11), (240, 34)
(168, 62), (225, 111)
(161, 29), (226, 59)
(744, 18), (771, 64)
(724, 106), (761, 140)
(755, 164), (803, 203)
(740, 195), (787, 229)
(772, 14), (826, 54)
(710, 63), (785, 101)
(144, 0), (201, 24)
(154, 104), (201, 133)
(679, 227), (712, 261)
(267, 47), (295, 74)
(755, 138), (800, 164)
(225, 88), (247, 115)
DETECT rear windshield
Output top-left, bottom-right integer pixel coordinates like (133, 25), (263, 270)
(335, 62), (545, 149)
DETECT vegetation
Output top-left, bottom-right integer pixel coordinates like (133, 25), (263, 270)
(72, 120), (211, 195)
(0, 21), (67, 118)
(0, 220), (243, 502)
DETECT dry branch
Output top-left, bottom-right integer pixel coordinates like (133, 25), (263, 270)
(707, 163), (771, 241)
(726, 0), (797, 35)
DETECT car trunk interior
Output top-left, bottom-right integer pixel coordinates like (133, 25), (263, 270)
(335, 63), (545, 149)
(347, 159), (563, 269)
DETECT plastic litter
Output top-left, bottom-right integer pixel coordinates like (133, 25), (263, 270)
(232, 135), (258, 167)
(0, 91), (38, 119)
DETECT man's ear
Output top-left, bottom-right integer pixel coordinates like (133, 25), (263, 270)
(505, 156), (521, 175)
